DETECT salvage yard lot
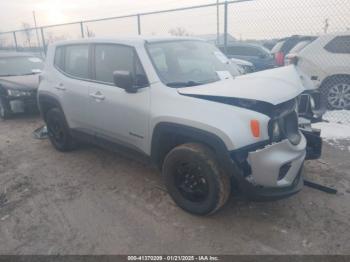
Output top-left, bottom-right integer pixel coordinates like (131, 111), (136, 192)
(1, 115), (350, 254)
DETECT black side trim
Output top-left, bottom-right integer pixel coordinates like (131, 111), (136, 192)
(181, 94), (296, 118)
(70, 129), (151, 164)
(301, 129), (322, 160)
(181, 94), (275, 116)
(37, 93), (65, 121)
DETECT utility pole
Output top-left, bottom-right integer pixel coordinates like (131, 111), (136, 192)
(216, 0), (220, 45)
(323, 18), (330, 34)
(32, 11), (42, 54)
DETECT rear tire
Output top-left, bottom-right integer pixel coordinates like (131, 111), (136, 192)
(0, 97), (12, 120)
(162, 143), (231, 215)
(46, 108), (77, 152)
(320, 76), (350, 110)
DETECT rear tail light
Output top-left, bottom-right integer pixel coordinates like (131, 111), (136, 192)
(275, 51), (285, 66)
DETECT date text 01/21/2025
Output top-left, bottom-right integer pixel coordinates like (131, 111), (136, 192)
(127, 255), (219, 261)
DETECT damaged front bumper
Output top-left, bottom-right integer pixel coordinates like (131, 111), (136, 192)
(247, 135), (306, 188)
(230, 127), (322, 201)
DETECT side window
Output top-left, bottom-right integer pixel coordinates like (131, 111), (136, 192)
(54, 46), (64, 70)
(64, 45), (89, 79)
(227, 46), (262, 56)
(94, 44), (147, 86)
(241, 46), (263, 57)
(324, 36), (350, 54)
(227, 46), (242, 55)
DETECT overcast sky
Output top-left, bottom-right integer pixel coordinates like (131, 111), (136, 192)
(1, 0), (349, 42)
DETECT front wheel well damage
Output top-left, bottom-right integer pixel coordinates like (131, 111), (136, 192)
(150, 122), (229, 170)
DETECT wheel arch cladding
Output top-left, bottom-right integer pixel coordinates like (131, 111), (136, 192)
(150, 122), (229, 169)
(38, 94), (65, 122)
(321, 74), (350, 86)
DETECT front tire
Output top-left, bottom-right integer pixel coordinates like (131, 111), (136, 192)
(321, 76), (350, 110)
(162, 143), (231, 215)
(46, 108), (77, 152)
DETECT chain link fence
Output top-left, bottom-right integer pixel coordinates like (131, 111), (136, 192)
(0, 0), (349, 124)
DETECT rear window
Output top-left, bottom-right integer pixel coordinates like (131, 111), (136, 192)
(226, 45), (265, 57)
(324, 35), (350, 54)
(288, 40), (312, 54)
(271, 41), (285, 53)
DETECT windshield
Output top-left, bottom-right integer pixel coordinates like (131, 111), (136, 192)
(146, 40), (240, 87)
(0, 56), (44, 77)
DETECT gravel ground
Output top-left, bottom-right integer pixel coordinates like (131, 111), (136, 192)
(0, 115), (350, 255)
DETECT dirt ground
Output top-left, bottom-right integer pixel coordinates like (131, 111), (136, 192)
(0, 115), (350, 255)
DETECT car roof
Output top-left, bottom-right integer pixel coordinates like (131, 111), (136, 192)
(0, 51), (38, 58)
(218, 42), (264, 49)
(52, 36), (204, 47)
(317, 31), (350, 39)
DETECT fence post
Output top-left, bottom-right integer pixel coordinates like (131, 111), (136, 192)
(224, 1), (228, 52)
(13, 32), (18, 51)
(40, 27), (46, 54)
(137, 14), (141, 35)
(80, 22), (85, 38)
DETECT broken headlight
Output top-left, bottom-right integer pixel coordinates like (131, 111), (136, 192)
(268, 119), (282, 143)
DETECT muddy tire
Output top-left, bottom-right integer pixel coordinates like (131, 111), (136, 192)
(0, 97), (12, 120)
(162, 143), (231, 215)
(320, 76), (350, 110)
(46, 108), (77, 152)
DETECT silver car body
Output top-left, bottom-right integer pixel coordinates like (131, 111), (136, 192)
(39, 37), (307, 189)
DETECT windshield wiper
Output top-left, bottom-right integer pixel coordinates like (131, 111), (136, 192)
(166, 81), (204, 88)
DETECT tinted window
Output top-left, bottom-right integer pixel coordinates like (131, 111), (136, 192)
(94, 44), (147, 86)
(324, 36), (350, 54)
(54, 46), (64, 70)
(64, 45), (89, 79)
(226, 45), (264, 57)
(271, 41), (285, 53)
(288, 40), (312, 54)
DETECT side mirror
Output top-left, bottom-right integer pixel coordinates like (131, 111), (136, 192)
(113, 71), (138, 93)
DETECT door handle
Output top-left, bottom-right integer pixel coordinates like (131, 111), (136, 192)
(89, 92), (105, 101)
(54, 83), (66, 91)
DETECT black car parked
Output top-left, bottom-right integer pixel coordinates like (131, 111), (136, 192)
(218, 42), (276, 72)
(0, 52), (44, 119)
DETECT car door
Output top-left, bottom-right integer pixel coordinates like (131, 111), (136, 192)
(53, 44), (92, 131)
(89, 43), (150, 153)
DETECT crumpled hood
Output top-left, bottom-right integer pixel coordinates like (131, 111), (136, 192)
(177, 65), (307, 105)
(0, 74), (39, 91)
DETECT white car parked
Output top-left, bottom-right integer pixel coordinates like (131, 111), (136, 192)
(286, 32), (350, 110)
(38, 37), (321, 215)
